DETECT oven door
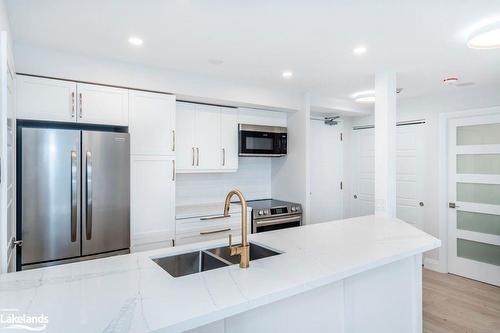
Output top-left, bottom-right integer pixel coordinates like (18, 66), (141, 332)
(239, 130), (283, 156)
(253, 214), (302, 233)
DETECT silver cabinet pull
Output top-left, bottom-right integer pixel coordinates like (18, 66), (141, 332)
(172, 160), (175, 181)
(79, 93), (83, 118)
(71, 92), (75, 118)
(71, 151), (77, 242)
(200, 228), (231, 235)
(196, 148), (200, 166)
(200, 215), (231, 221)
(222, 148), (226, 166)
(86, 151), (93, 240)
(172, 130), (175, 152)
(192, 147), (195, 166)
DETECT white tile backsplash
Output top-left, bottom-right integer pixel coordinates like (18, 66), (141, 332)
(176, 157), (272, 205)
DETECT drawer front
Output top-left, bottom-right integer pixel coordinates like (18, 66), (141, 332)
(176, 214), (242, 236)
(175, 227), (241, 246)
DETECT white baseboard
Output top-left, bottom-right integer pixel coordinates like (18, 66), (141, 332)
(423, 257), (446, 273)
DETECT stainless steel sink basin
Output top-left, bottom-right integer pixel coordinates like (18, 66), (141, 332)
(206, 242), (281, 265)
(152, 251), (229, 278)
(152, 242), (281, 278)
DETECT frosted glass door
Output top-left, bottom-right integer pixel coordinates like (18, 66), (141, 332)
(448, 115), (500, 286)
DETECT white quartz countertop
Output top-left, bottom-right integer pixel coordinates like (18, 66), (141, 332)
(176, 202), (252, 220)
(0, 215), (440, 333)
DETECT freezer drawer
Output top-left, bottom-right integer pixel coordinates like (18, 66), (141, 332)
(21, 128), (81, 265)
(82, 131), (130, 255)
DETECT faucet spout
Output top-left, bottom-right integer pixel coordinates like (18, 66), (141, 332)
(224, 189), (249, 268)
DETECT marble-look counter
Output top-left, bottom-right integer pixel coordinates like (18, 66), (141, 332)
(0, 215), (440, 332)
(176, 202), (252, 220)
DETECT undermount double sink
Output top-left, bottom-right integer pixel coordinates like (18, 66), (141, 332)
(152, 243), (281, 278)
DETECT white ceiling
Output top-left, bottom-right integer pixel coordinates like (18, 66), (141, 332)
(6, 0), (500, 102)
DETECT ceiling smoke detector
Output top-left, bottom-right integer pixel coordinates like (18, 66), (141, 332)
(443, 77), (459, 85)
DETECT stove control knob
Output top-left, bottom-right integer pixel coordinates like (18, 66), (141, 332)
(258, 210), (264, 216)
(291, 206), (296, 212)
(264, 210), (269, 215)
(295, 206), (300, 212)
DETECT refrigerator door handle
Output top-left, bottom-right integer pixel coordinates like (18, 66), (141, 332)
(70, 151), (77, 242)
(86, 151), (93, 240)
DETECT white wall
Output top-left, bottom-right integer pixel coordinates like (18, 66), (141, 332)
(14, 43), (303, 112)
(176, 158), (272, 206)
(271, 94), (310, 223)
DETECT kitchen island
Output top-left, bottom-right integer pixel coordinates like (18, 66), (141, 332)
(0, 215), (440, 333)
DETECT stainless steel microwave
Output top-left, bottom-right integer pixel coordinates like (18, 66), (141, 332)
(238, 124), (287, 157)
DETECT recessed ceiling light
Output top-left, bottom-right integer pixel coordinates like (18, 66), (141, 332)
(282, 71), (293, 79)
(467, 21), (500, 49)
(128, 36), (143, 46)
(208, 58), (224, 65)
(353, 46), (367, 55)
(351, 90), (375, 103)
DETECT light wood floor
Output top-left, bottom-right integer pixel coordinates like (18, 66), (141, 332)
(423, 269), (500, 333)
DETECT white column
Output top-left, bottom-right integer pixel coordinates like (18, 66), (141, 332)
(374, 72), (397, 217)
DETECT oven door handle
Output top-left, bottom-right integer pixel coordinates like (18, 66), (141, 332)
(255, 215), (302, 227)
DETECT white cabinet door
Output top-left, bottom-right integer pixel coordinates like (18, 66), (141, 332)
(129, 91), (175, 155)
(77, 83), (129, 126)
(16, 75), (77, 122)
(195, 104), (221, 170)
(176, 102), (197, 170)
(130, 155), (175, 251)
(220, 107), (239, 171)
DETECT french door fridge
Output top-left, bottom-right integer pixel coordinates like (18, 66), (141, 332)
(19, 127), (130, 269)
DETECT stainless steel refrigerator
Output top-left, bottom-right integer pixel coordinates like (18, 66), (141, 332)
(19, 127), (130, 270)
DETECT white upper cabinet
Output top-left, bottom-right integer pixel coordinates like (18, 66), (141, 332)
(176, 102), (239, 173)
(17, 75), (77, 122)
(16, 76), (129, 126)
(129, 91), (175, 155)
(77, 83), (129, 126)
(195, 104), (221, 170)
(220, 107), (239, 170)
(176, 102), (197, 170)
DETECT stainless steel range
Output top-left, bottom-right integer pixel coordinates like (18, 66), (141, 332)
(247, 199), (302, 233)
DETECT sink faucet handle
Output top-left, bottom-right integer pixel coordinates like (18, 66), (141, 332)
(228, 234), (232, 247)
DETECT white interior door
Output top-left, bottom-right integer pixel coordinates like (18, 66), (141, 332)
(309, 119), (343, 224)
(396, 125), (425, 229)
(351, 128), (375, 217)
(351, 124), (426, 230)
(448, 114), (500, 286)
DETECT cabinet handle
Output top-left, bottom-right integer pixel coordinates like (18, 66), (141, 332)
(172, 160), (175, 181)
(172, 130), (175, 152)
(71, 92), (75, 118)
(196, 148), (200, 166)
(222, 148), (226, 166)
(200, 228), (231, 235)
(192, 147), (195, 166)
(79, 93), (83, 118)
(199, 215), (231, 221)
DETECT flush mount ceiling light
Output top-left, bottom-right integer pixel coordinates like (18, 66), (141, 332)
(353, 46), (367, 55)
(128, 36), (143, 46)
(467, 20), (500, 49)
(282, 71), (293, 79)
(351, 90), (375, 103)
